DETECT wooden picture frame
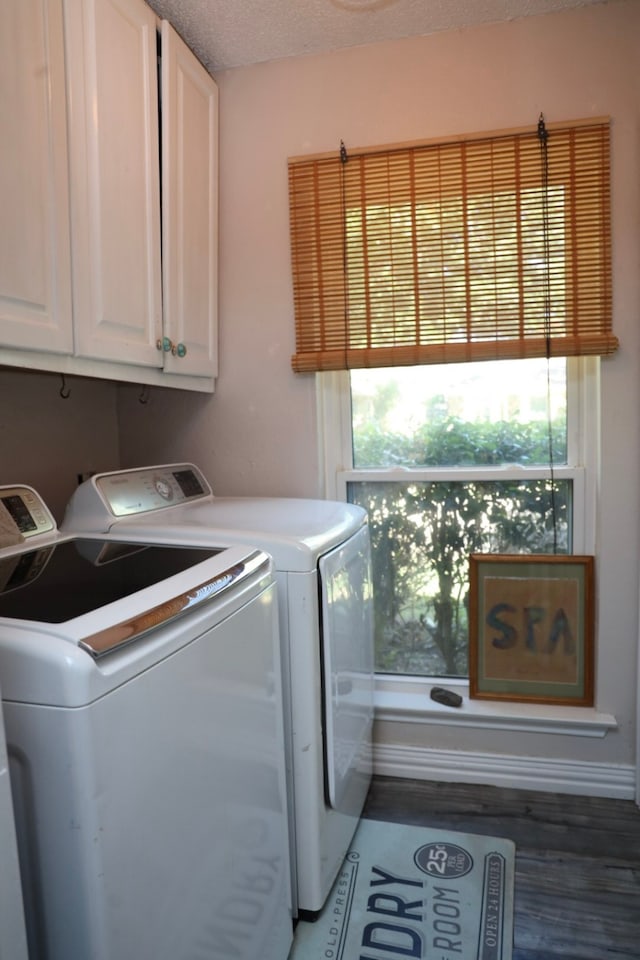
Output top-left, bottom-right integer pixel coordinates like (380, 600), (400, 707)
(469, 554), (595, 706)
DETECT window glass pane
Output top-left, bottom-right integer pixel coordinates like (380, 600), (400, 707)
(351, 358), (567, 468)
(348, 478), (572, 677)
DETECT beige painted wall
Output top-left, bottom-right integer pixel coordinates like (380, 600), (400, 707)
(0, 370), (119, 520)
(118, 0), (640, 777)
(119, 0), (640, 498)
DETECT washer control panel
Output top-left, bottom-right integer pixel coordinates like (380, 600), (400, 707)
(0, 485), (56, 539)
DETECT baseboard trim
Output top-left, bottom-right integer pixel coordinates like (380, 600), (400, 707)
(373, 741), (636, 800)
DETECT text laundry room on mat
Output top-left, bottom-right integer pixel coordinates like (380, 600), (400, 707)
(289, 818), (515, 960)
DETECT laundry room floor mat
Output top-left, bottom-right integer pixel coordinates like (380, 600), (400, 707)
(289, 818), (515, 960)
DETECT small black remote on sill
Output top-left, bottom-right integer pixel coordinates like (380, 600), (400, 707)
(430, 687), (463, 708)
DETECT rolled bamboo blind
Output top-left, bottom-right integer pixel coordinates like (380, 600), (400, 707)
(288, 120), (616, 373)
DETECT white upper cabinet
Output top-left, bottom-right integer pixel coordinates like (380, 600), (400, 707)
(0, 0), (218, 391)
(161, 21), (219, 379)
(64, 0), (163, 366)
(0, 0), (73, 354)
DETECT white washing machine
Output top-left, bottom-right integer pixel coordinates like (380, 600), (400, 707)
(63, 463), (375, 917)
(0, 682), (28, 960)
(0, 483), (292, 960)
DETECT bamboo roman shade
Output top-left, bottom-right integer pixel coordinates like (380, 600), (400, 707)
(288, 119), (616, 373)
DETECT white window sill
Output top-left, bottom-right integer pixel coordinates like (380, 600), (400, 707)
(374, 675), (617, 738)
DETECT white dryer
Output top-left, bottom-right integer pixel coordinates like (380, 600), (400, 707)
(0, 483), (292, 960)
(64, 463), (375, 917)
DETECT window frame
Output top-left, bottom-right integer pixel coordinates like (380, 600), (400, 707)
(318, 356), (598, 677)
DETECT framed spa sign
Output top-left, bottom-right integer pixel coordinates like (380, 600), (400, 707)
(469, 554), (595, 706)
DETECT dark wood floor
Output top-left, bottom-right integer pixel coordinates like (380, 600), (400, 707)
(362, 776), (640, 960)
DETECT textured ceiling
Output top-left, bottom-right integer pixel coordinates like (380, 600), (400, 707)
(146, 0), (606, 72)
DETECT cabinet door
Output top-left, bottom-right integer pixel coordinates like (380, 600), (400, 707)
(64, 0), (162, 366)
(0, 0), (73, 354)
(161, 21), (218, 378)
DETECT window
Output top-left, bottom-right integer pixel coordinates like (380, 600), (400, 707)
(289, 119), (612, 679)
(319, 356), (596, 677)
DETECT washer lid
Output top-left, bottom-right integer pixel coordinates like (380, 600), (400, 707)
(0, 540), (272, 705)
(0, 538), (221, 624)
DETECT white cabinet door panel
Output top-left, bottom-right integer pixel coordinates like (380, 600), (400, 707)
(0, 0), (73, 354)
(161, 21), (218, 378)
(65, 0), (162, 366)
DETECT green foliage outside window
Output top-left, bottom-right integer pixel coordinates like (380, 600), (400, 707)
(348, 417), (569, 676)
